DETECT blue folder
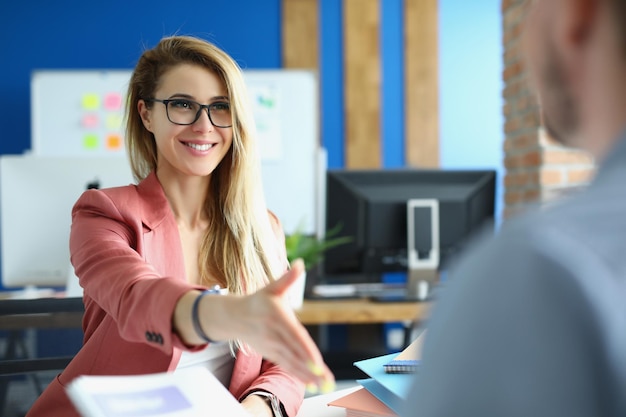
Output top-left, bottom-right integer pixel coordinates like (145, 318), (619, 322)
(353, 353), (415, 415)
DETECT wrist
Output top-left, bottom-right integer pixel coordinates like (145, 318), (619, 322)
(192, 290), (218, 343)
(245, 391), (282, 417)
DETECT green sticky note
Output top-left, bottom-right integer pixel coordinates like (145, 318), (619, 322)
(83, 134), (99, 149)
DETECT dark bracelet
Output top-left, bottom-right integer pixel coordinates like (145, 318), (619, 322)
(191, 290), (217, 343)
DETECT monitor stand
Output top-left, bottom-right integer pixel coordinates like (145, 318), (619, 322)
(406, 198), (440, 301)
(407, 268), (437, 300)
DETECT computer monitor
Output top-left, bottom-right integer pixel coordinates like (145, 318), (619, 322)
(322, 168), (496, 283)
(0, 155), (135, 289)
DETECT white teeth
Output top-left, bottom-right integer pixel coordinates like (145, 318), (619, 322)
(186, 143), (213, 151)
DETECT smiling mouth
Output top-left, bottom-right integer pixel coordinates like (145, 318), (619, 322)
(183, 142), (214, 151)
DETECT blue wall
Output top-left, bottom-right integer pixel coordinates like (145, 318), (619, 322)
(0, 0), (281, 156)
(0, 0), (503, 276)
(439, 0), (504, 222)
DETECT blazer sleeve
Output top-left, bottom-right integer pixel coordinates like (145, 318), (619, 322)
(240, 358), (305, 417)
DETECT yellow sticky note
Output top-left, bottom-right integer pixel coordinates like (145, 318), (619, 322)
(82, 93), (100, 110)
(105, 114), (122, 130)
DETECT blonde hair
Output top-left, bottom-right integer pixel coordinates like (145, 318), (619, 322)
(125, 35), (285, 297)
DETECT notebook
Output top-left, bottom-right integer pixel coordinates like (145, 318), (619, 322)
(382, 331), (425, 374)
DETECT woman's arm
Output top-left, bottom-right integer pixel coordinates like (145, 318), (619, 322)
(172, 260), (333, 388)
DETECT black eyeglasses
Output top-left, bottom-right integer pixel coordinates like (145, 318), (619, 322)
(145, 98), (232, 128)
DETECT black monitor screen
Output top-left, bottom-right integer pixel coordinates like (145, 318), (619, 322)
(323, 168), (496, 281)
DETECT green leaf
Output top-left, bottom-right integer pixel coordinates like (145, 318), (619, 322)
(285, 221), (352, 269)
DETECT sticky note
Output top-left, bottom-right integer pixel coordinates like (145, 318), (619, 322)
(82, 93), (100, 110)
(82, 114), (99, 129)
(105, 114), (122, 130)
(83, 134), (99, 150)
(104, 93), (122, 110)
(106, 134), (122, 150)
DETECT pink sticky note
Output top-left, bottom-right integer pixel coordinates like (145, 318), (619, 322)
(104, 93), (122, 110)
(82, 114), (100, 129)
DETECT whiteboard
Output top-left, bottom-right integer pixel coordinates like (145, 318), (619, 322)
(30, 69), (322, 235)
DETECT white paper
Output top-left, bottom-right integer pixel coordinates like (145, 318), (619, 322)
(66, 367), (250, 417)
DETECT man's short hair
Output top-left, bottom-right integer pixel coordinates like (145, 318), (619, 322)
(610, 0), (626, 56)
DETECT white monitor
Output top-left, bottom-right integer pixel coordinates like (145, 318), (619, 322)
(0, 155), (135, 289)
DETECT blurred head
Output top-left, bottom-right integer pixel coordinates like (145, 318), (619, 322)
(523, 0), (626, 152)
(523, 0), (577, 145)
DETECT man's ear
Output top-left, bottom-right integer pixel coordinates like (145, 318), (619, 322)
(137, 99), (153, 132)
(560, 0), (598, 48)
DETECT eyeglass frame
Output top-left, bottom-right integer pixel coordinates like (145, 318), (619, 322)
(143, 98), (233, 128)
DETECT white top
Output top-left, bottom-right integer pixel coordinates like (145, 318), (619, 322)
(176, 342), (235, 388)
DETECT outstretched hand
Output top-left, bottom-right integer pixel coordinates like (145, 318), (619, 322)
(203, 259), (335, 392)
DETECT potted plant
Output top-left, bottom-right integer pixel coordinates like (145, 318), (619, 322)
(285, 223), (352, 270)
(284, 223), (351, 308)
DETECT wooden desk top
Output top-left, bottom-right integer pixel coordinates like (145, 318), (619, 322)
(0, 296), (431, 329)
(296, 298), (430, 325)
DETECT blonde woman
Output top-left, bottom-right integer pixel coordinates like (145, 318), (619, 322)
(27, 35), (334, 417)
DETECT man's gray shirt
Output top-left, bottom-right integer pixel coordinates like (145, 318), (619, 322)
(402, 134), (626, 417)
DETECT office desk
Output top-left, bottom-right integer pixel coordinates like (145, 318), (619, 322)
(0, 296), (430, 375)
(0, 296), (430, 329)
(0, 297), (424, 413)
(0, 297), (83, 330)
(297, 386), (361, 417)
(0, 296), (430, 376)
(296, 298), (430, 325)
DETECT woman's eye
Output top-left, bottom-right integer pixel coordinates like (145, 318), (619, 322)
(212, 102), (230, 111)
(171, 99), (194, 110)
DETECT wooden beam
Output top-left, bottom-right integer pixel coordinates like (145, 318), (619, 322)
(404, 0), (439, 167)
(344, 0), (382, 168)
(282, 0), (319, 69)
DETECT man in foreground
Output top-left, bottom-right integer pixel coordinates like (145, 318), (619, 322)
(402, 0), (626, 415)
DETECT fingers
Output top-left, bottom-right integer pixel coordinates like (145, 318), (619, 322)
(265, 327), (335, 391)
(262, 301), (335, 391)
(217, 265), (335, 391)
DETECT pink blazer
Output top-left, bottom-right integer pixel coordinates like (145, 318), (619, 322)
(26, 172), (304, 417)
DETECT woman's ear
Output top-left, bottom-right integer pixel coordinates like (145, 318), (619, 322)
(137, 99), (153, 132)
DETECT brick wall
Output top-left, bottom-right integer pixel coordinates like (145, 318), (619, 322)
(501, 0), (596, 218)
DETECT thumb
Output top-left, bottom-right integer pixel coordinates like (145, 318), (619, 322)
(264, 258), (305, 297)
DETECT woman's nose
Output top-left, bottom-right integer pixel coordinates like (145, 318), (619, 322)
(192, 108), (214, 132)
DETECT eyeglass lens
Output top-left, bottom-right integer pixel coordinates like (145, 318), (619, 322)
(166, 99), (231, 127)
